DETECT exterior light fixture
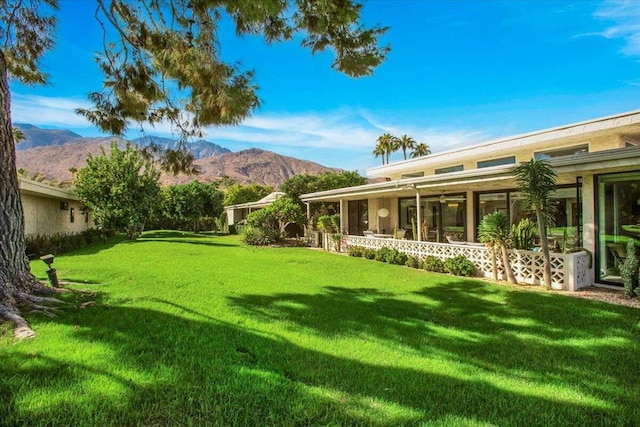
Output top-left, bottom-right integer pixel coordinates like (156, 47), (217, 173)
(377, 208), (389, 218)
(39, 254), (60, 288)
(439, 195), (447, 204)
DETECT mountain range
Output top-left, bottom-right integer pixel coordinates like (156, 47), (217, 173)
(14, 124), (338, 188)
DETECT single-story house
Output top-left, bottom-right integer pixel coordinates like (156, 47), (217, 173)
(300, 110), (640, 291)
(224, 192), (285, 226)
(19, 177), (95, 236)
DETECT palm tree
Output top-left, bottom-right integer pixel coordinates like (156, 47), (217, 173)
(410, 142), (431, 158)
(374, 133), (396, 164)
(397, 134), (416, 160)
(514, 159), (557, 288)
(478, 211), (517, 284)
(372, 144), (386, 165)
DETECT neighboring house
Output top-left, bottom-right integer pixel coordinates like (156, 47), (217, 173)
(224, 192), (285, 226)
(300, 110), (640, 290)
(19, 177), (95, 236)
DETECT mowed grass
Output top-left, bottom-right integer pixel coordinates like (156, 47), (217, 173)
(1, 231), (639, 426)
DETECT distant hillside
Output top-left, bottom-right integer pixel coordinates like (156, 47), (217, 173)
(14, 123), (83, 150)
(15, 123), (231, 160)
(16, 141), (339, 188)
(131, 135), (231, 159)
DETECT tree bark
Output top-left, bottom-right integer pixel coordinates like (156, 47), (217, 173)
(500, 243), (518, 284)
(0, 50), (55, 339)
(536, 211), (552, 288)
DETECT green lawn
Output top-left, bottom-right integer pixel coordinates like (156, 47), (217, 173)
(1, 231), (639, 426)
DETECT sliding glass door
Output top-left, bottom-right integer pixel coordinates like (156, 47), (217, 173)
(598, 172), (640, 285)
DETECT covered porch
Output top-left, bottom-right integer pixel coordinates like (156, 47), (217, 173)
(300, 147), (640, 290)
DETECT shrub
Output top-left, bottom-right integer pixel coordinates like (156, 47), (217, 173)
(362, 248), (377, 259)
(443, 255), (476, 277)
(621, 239), (638, 297)
(374, 247), (392, 262)
(385, 249), (408, 265)
(25, 229), (113, 257)
(405, 255), (421, 269)
(422, 256), (444, 273)
(348, 246), (365, 257)
(241, 226), (279, 246)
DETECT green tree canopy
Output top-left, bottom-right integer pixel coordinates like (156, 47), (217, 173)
(280, 170), (366, 202)
(246, 196), (307, 237)
(223, 183), (273, 207)
(162, 181), (223, 233)
(75, 142), (161, 239)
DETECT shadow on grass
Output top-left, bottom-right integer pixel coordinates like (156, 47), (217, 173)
(228, 283), (639, 423)
(2, 296), (634, 426)
(134, 230), (236, 247)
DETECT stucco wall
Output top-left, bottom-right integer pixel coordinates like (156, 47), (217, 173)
(387, 133), (625, 180)
(21, 194), (94, 236)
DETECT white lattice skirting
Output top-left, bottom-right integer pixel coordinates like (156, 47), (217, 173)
(344, 236), (593, 291)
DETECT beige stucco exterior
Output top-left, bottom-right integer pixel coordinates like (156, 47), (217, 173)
(301, 110), (640, 290)
(19, 178), (95, 236)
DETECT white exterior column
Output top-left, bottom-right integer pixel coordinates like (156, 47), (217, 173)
(466, 190), (475, 242)
(339, 198), (344, 233)
(581, 175), (596, 257)
(415, 190), (422, 241)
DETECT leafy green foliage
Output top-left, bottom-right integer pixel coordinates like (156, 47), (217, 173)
(443, 255), (476, 277)
(511, 218), (538, 250)
(422, 256), (445, 273)
(362, 248), (377, 259)
(73, 0), (388, 142)
(372, 247), (407, 265)
(405, 255), (422, 269)
(241, 225), (279, 246)
(160, 181), (223, 233)
(222, 183), (273, 207)
(280, 171), (366, 214)
(621, 240), (638, 297)
(74, 142), (161, 239)
(316, 213), (341, 233)
(347, 246), (366, 257)
(25, 229), (114, 257)
(246, 196), (307, 237)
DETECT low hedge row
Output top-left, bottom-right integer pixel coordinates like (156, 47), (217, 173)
(348, 246), (477, 277)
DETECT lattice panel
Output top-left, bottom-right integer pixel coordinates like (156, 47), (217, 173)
(345, 236), (593, 291)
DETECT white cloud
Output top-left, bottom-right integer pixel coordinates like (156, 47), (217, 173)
(590, 0), (640, 56)
(10, 92), (490, 170)
(11, 94), (94, 128)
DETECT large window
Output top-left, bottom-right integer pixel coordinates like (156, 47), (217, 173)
(477, 156), (515, 168)
(597, 172), (640, 285)
(399, 194), (466, 242)
(348, 199), (368, 235)
(476, 186), (581, 251)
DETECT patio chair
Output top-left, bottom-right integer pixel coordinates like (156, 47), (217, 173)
(363, 230), (375, 238)
(396, 228), (406, 239)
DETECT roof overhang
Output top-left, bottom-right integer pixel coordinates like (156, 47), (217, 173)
(19, 177), (79, 201)
(367, 109), (640, 178)
(301, 147), (640, 203)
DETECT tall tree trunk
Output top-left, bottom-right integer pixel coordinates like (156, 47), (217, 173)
(536, 210), (552, 288)
(500, 243), (518, 284)
(0, 51), (57, 339)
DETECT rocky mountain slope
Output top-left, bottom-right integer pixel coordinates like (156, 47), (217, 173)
(15, 125), (338, 188)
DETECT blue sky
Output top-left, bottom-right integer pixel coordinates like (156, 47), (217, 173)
(10, 0), (640, 173)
